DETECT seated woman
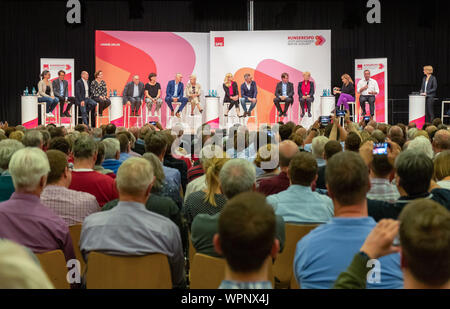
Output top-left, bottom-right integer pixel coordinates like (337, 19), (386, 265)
(90, 71), (111, 116)
(333, 73), (355, 113)
(298, 71), (315, 118)
(183, 156), (229, 228)
(185, 74), (203, 116)
(37, 70), (59, 118)
(223, 73), (240, 117)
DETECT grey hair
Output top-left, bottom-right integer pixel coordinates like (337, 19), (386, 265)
(9, 148), (50, 192)
(311, 136), (329, 159)
(92, 128), (103, 139)
(407, 136), (434, 159)
(0, 139), (25, 170)
(142, 152), (165, 192)
(73, 135), (97, 159)
(244, 73), (251, 79)
(407, 128), (418, 141)
(101, 138), (120, 159)
(219, 159), (256, 199)
(116, 158), (154, 195)
(22, 130), (43, 148)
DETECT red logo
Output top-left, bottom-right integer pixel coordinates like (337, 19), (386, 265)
(315, 35), (326, 46)
(43, 64), (49, 69)
(379, 63), (384, 69)
(215, 37), (224, 47)
(357, 64), (363, 70)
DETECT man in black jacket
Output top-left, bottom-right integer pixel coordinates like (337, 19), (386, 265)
(75, 71), (97, 125)
(273, 73), (294, 117)
(52, 70), (75, 117)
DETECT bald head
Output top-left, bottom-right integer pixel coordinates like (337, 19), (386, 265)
(432, 129), (450, 153)
(368, 120), (377, 128)
(132, 75), (140, 85)
(388, 125), (403, 138)
(81, 71), (89, 80)
(279, 140), (299, 168)
(364, 125), (375, 134)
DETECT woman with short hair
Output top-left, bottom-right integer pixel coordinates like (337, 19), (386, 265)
(90, 71), (111, 116)
(37, 70), (59, 118)
(420, 65), (437, 122)
(298, 71), (315, 118)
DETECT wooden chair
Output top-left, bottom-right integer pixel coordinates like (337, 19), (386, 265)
(68, 224), (85, 274)
(85, 252), (172, 289)
(36, 250), (70, 289)
(188, 231), (196, 265)
(273, 223), (319, 289)
(290, 273), (300, 289)
(190, 253), (274, 289)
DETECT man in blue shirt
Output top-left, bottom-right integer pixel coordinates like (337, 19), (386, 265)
(293, 151), (403, 289)
(239, 73), (258, 118)
(165, 73), (188, 118)
(267, 152), (333, 223)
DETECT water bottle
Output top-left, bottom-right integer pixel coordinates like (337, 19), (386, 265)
(327, 89), (331, 96)
(32, 87), (36, 95)
(209, 90), (211, 97)
(114, 89), (117, 96)
(322, 89), (326, 96)
(214, 90), (217, 97)
(25, 87), (29, 96)
(109, 90), (112, 97)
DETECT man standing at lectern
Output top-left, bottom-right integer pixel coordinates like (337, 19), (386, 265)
(357, 70), (379, 117)
(75, 71), (97, 125)
(52, 70), (75, 117)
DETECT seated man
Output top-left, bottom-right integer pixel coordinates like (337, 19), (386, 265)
(267, 152), (334, 223)
(165, 73), (188, 118)
(80, 158), (185, 288)
(214, 192), (279, 289)
(273, 72), (294, 117)
(69, 135), (118, 207)
(0, 148), (75, 261)
(41, 150), (100, 226)
(367, 150), (450, 221)
(0, 139), (24, 202)
(100, 138), (122, 175)
(116, 133), (131, 163)
(258, 140), (299, 196)
(75, 71), (97, 125)
(52, 70), (75, 117)
(334, 199), (450, 289)
(294, 151), (403, 289)
(239, 73), (257, 118)
(191, 159), (285, 258)
(122, 75), (145, 116)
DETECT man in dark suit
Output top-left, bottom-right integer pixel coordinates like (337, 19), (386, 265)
(239, 73), (258, 117)
(123, 75), (145, 116)
(165, 73), (188, 118)
(75, 71), (97, 125)
(52, 70), (75, 117)
(273, 72), (294, 117)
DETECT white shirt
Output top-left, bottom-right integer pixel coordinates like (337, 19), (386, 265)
(246, 82), (251, 91)
(357, 78), (379, 96)
(424, 79), (429, 94)
(133, 83), (139, 97)
(82, 79), (89, 98)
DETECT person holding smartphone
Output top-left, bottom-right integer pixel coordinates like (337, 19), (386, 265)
(357, 70), (379, 117)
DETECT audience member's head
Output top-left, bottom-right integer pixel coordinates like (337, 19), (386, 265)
(116, 134), (130, 154)
(219, 159), (256, 199)
(95, 142), (106, 166)
(369, 154), (393, 179)
(45, 150), (70, 187)
(254, 144), (279, 173)
(40, 130), (51, 149)
(288, 152), (318, 187)
(278, 140), (299, 169)
(289, 133), (304, 148)
(101, 138), (120, 160)
(432, 130), (450, 154)
(116, 158), (154, 203)
(433, 150), (450, 182)
(389, 135), (406, 149)
(398, 199), (450, 289)
(326, 151), (369, 208)
(426, 125), (438, 140)
(105, 123), (117, 135)
(279, 124), (293, 141)
(415, 130), (429, 140)
(395, 150), (433, 196)
(204, 156), (230, 206)
(371, 130), (385, 143)
(345, 132), (361, 152)
(144, 131), (167, 159)
(311, 136), (329, 159)
(214, 192), (278, 279)
(92, 128), (103, 140)
(142, 152), (165, 193)
(407, 136), (433, 159)
(22, 130), (43, 148)
(72, 135), (98, 164)
(9, 148), (50, 194)
(388, 125), (404, 139)
(364, 125), (375, 134)
(48, 137), (71, 155)
(9, 131), (24, 142)
(408, 122), (417, 130)
(0, 139), (24, 171)
(323, 140), (343, 161)
(48, 127), (64, 139)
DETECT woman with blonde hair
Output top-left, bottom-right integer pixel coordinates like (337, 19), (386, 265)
(433, 150), (450, 189)
(184, 155), (229, 228)
(298, 71), (315, 118)
(420, 65), (437, 122)
(334, 73), (355, 113)
(185, 74), (203, 116)
(223, 73), (240, 117)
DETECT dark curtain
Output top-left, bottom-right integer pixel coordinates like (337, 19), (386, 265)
(1, 0), (449, 125)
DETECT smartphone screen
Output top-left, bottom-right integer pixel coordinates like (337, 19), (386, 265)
(373, 142), (388, 155)
(336, 110), (346, 117)
(364, 116), (371, 123)
(320, 116), (330, 127)
(149, 121), (157, 125)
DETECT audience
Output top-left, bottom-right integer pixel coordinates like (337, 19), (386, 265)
(22, 130), (44, 148)
(100, 138), (122, 174)
(215, 192), (279, 289)
(0, 139), (24, 202)
(267, 152), (334, 223)
(0, 148), (75, 261)
(407, 135), (433, 159)
(311, 136), (328, 167)
(294, 151), (403, 289)
(116, 133), (131, 162)
(254, 144), (279, 188)
(316, 140), (342, 190)
(433, 150), (450, 190)
(41, 150), (100, 226)
(432, 129), (450, 157)
(69, 135), (118, 207)
(345, 131), (361, 152)
(163, 131), (188, 193)
(80, 158), (185, 288)
(93, 142), (115, 178)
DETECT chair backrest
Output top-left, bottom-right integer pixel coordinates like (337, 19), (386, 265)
(68, 224), (85, 275)
(86, 252), (172, 289)
(188, 231), (196, 265)
(36, 250), (70, 289)
(190, 253), (274, 289)
(273, 223), (319, 288)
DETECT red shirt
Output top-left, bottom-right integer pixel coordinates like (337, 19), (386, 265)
(69, 170), (118, 207)
(229, 84), (234, 96)
(257, 172), (290, 196)
(301, 81), (311, 96)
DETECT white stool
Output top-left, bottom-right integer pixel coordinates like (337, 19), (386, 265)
(59, 104), (76, 129)
(37, 102), (47, 126)
(95, 104), (110, 128)
(441, 100), (450, 123)
(223, 102), (243, 126)
(275, 102), (292, 123)
(126, 101), (144, 128)
(348, 101), (356, 121)
(244, 102), (258, 126)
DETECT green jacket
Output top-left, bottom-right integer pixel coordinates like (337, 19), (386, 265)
(333, 252), (370, 289)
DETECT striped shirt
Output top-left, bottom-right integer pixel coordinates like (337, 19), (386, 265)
(366, 178), (400, 203)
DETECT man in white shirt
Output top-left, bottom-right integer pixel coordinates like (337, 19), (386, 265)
(75, 71), (97, 125)
(357, 70), (379, 117)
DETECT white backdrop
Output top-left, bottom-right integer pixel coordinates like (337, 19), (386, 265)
(210, 30), (331, 126)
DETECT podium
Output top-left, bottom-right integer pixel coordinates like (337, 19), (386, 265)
(409, 95), (426, 129)
(110, 96), (124, 127)
(21, 95), (39, 128)
(204, 96), (220, 128)
(321, 96), (335, 116)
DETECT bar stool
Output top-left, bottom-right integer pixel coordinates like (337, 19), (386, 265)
(126, 102), (144, 128)
(223, 102), (243, 126)
(244, 102), (258, 127)
(275, 102), (292, 123)
(59, 104), (76, 129)
(347, 101), (356, 121)
(95, 104), (110, 128)
(441, 100), (450, 124)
